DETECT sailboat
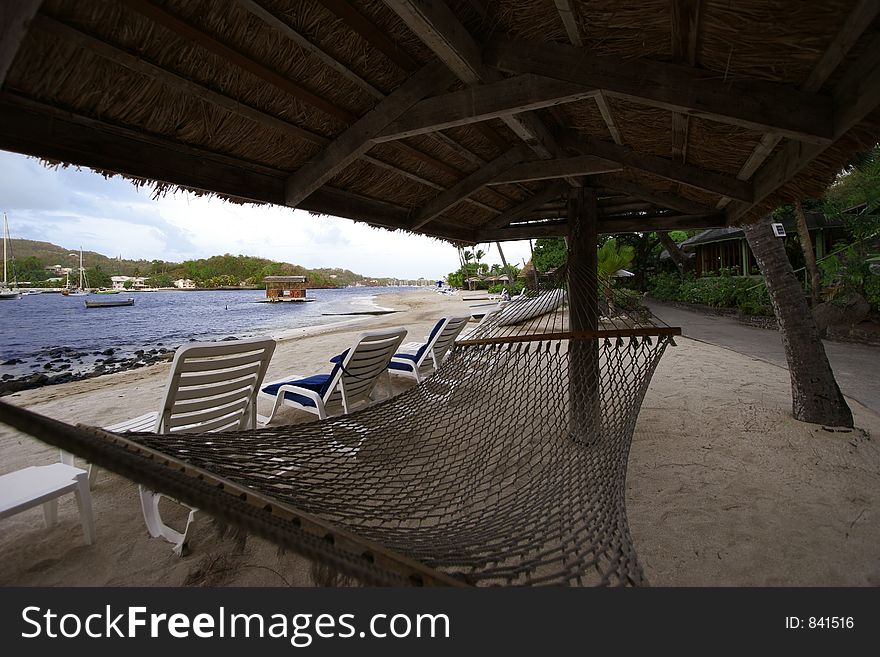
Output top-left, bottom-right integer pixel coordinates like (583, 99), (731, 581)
(62, 247), (89, 296)
(1, 212), (21, 300)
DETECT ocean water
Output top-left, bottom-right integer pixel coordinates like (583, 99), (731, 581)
(0, 287), (416, 377)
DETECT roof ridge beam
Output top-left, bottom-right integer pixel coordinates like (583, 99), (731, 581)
(486, 39), (835, 144)
(284, 62), (455, 207)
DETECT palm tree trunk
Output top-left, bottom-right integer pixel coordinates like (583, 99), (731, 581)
(658, 231), (692, 274)
(742, 218), (852, 427)
(495, 241), (517, 292)
(794, 200), (822, 306)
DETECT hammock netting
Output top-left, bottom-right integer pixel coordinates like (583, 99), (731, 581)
(0, 266), (678, 587)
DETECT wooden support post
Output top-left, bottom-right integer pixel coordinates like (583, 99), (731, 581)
(567, 187), (600, 444)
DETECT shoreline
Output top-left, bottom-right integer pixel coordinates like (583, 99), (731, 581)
(0, 291), (411, 396)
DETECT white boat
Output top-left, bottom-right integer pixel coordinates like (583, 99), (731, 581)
(62, 247), (89, 296)
(1, 212), (21, 300)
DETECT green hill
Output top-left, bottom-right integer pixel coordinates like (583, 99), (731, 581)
(6, 239), (392, 288)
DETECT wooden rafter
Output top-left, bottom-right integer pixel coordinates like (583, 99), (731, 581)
(593, 175), (715, 216)
(35, 15), (501, 218)
(382, 0), (574, 170)
(488, 155), (621, 185)
(670, 0), (702, 163)
(0, 0), (42, 87)
(374, 74), (596, 142)
(564, 133), (753, 201)
(478, 181), (569, 232)
(317, 0), (418, 72)
(122, 0), (355, 123)
(727, 30), (880, 223)
(717, 0), (880, 209)
(284, 62), (453, 206)
(32, 15), (329, 147)
(0, 92), (479, 243)
(553, 0), (582, 46)
(477, 212), (724, 241)
(487, 39), (834, 143)
(235, 0), (384, 99)
(409, 146), (526, 230)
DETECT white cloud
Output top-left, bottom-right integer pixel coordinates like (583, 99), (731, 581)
(1, 150), (537, 279)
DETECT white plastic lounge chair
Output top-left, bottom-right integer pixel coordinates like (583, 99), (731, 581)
(388, 316), (470, 383)
(105, 336), (276, 555)
(0, 462), (95, 545)
(259, 327), (407, 424)
(458, 308), (503, 342)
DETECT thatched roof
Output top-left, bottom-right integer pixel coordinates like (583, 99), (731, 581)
(2, 1), (879, 244)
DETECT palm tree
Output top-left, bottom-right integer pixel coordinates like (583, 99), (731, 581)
(742, 218), (852, 427)
(596, 239), (634, 315)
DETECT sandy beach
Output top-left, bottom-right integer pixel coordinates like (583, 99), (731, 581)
(0, 288), (877, 586)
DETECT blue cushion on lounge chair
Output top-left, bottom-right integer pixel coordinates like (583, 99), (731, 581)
(329, 349), (349, 365)
(415, 319), (445, 360)
(262, 372), (334, 408)
(388, 359), (415, 372)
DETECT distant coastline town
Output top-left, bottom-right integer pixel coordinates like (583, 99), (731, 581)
(4, 238), (438, 291)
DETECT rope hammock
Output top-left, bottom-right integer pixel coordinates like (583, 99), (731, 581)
(0, 266), (679, 587)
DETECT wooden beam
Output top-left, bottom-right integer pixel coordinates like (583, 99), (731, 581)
(488, 155), (621, 184)
(566, 133), (753, 201)
(671, 0), (701, 65)
(598, 202), (654, 215)
(316, 0), (419, 72)
(487, 39), (835, 144)
(306, 188), (475, 242)
(553, 0), (582, 47)
(670, 0), (702, 164)
(409, 146), (526, 229)
(478, 212), (725, 241)
(122, 0), (355, 123)
(0, 0), (42, 87)
(0, 92), (287, 205)
(235, 0), (384, 99)
(727, 30), (880, 223)
(593, 175), (715, 215)
(32, 15), (330, 146)
(382, 0), (571, 165)
(284, 62), (454, 206)
(594, 92), (624, 145)
(478, 181), (568, 231)
(478, 222), (568, 240)
(717, 0), (879, 210)
(34, 15), (500, 217)
(375, 74), (595, 142)
(0, 93), (478, 243)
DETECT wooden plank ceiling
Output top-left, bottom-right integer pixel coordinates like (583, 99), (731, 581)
(1, 0), (879, 244)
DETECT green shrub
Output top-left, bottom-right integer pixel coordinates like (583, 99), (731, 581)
(613, 287), (644, 311)
(865, 274), (880, 311)
(646, 272), (683, 301)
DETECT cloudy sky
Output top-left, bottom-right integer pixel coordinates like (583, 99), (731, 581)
(0, 150), (535, 280)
